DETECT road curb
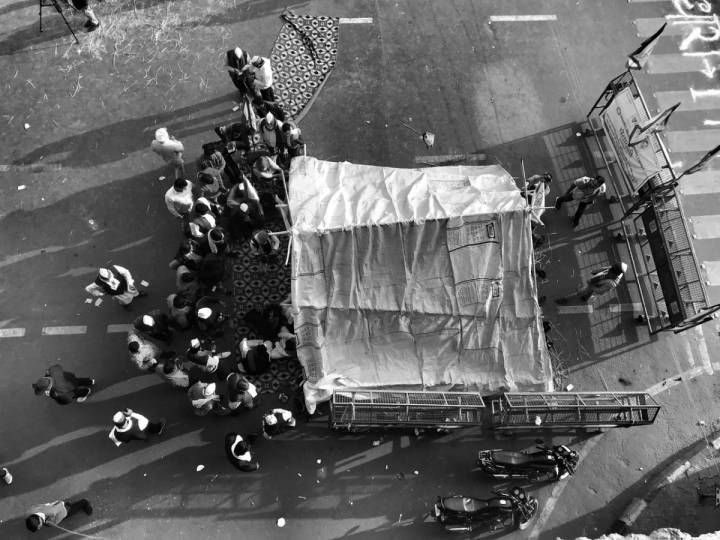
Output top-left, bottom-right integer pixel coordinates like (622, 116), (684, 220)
(608, 430), (720, 534)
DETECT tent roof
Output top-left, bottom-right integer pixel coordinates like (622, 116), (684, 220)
(288, 157), (526, 233)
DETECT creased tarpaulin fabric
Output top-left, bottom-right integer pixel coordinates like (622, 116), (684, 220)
(289, 157), (552, 393)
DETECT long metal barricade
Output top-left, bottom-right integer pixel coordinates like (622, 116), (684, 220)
(330, 389), (486, 431)
(490, 392), (660, 431)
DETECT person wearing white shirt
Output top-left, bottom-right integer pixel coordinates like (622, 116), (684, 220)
(243, 56), (275, 101)
(164, 178), (197, 219)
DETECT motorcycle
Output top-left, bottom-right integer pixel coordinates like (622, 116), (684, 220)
(430, 487), (538, 533)
(476, 440), (579, 483)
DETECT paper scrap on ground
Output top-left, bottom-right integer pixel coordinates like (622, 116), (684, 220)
(17, 185), (26, 190)
(140, 280), (149, 287)
(196, 465), (204, 472)
(94, 298), (102, 306)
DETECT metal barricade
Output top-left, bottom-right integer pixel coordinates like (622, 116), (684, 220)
(330, 389), (486, 431)
(490, 392), (660, 431)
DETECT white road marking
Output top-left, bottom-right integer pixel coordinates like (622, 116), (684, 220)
(647, 54), (708, 75)
(609, 303), (644, 313)
(489, 15), (557, 22)
(414, 153), (486, 164)
(704, 120), (720, 126)
(0, 328), (25, 338)
(635, 18), (688, 38)
(689, 215), (720, 239)
(109, 235), (154, 253)
(667, 129), (720, 153)
(41, 325), (87, 335)
(676, 170), (720, 195)
(656, 90), (720, 111)
(107, 324), (132, 333)
(339, 17), (373, 24)
(701, 260), (720, 286)
(556, 305), (593, 314)
(0, 163), (62, 172)
(646, 366), (707, 396)
(528, 435), (604, 540)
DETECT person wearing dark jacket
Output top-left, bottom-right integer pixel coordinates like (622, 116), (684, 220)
(32, 365), (95, 405)
(196, 296), (227, 337)
(226, 373), (259, 412)
(108, 409), (166, 446)
(224, 433), (260, 472)
(26, 498), (93, 532)
(258, 113), (285, 155)
(226, 47), (252, 94)
(262, 408), (296, 439)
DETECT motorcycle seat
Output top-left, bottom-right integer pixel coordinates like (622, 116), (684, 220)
(492, 451), (536, 466)
(442, 496), (488, 513)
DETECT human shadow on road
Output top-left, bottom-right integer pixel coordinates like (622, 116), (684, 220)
(12, 92), (237, 168)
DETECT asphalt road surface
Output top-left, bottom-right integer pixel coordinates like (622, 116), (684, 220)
(1, 0), (720, 539)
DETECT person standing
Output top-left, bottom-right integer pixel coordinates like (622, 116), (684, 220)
(262, 408), (296, 439)
(85, 265), (145, 309)
(258, 113), (285, 155)
(151, 127), (185, 177)
(25, 498), (93, 532)
(224, 433), (260, 472)
(554, 175), (606, 228)
(226, 47), (252, 94)
(243, 56), (275, 101)
(108, 409), (166, 447)
(164, 177), (197, 219)
(556, 262), (628, 304)
(32, 364), (95, 404)
(69, 0), (100, 31)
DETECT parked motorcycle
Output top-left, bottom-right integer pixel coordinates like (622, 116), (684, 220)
(477, 440), (579, 483)
(430, 487), (538, 533)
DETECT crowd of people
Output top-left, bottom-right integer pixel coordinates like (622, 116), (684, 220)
(17, 45), (306, 534)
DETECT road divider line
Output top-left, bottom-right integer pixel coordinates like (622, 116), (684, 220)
(556, 305), (593, 314)
(0, 163), (62, 172)
(41, 325), (87, 335)
(414, 153), (487, 164)
(0, 328), (26, 338)
(609, 303), (643, 313)
(107, 324), (132, 333)
(489, 15), (557, 22)
(339, 17), (373, 24)
(646, 366), (707, 396)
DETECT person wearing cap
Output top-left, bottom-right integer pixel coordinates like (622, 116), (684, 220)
(33, 364), (95, 405)
(133, 310), (173, 343)
(25, 497), (92, 533)
(85, 265), (144, 309)
(239, 337), (271, 375)
(249, 229), (281, 261)
(196, 296), (227, 338)
(226, 47), (253, 94)
(554, 175), (606, 228)
(154, 354), (190, 389)
(226, 173), (265, 239)
(187, 381), (228, 416)
(108, 409), (166, 446)
(262, 408), (296, 439)
(167, 292), (194, 330)
(226, 373), (259, 412)
(556, 262), (628, 305)
(252, 155), (282, 184)
(241, 55), (275, 101)
(258, 112), (285, 155)
(224, 433), (260, 472)
(126, 329), (164, 372)
(165, 177), (198, 219)
(150, 127), (185, 177)
(207, 228), (228, 256)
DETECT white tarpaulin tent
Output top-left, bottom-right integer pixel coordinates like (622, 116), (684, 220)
(289, 157), (552, 393)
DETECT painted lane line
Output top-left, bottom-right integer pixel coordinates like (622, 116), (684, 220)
(667, 129), (720, 153)
(489, 15), (557, 22)
(41, 325), (87, 335)
(646, 366), (707, 396)
(109, 235), (154, 253)
(0, 328), (26, 338)
(556, 305), (593, 314)
(647, 54), (708, 75)
(609, 302), (644, 313)
(339, 17), (373, 24)
(656, 90), (720, 112)
(665, 461), (691, 484)
(0, 163), (62, 172)
(414, 153), (487, 164)
(689, 215), (720, 239)
(635, 18), (694, 38)
(701, 260), (720, 286)
(676, 170), (720, 195)
(107, 324), (132, 333)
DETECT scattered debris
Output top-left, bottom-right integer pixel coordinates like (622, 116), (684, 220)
(94, 298), (103, 307)
(372, 440), (381, 447)
(24, 123), (30, 130)
(297, 472), (302, 477)
(400, 121), (435, 149)
(297, 496), (306, 500)
(85, 298), (93, 304)
(232, 105), (240, 112)
(158, 176), (166, 181)
(17, 185), (26, 190)
(196, 465), (204, 472)
(565, 384), (574, 391)
(316, 459), (322, 465)
(618, 377), (632, 386)
(534, 415), (542, 426)
(140, 280), (149, 287)
(413, 470), (419, 475)
(396, 473), (405, 480)
(277, 517), (286, 527)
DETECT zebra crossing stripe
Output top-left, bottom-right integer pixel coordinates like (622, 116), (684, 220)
(688, 215), (720, 239)
(701, 261), (720, 286)
(635, 18), (689, 38)
(656, 90), (720, 112)
(0, 328), (25, 338)
(41, 325), (87, 335)
(647, 54), (708, 75)
(677, 170), (720, 196)
(666, 130), (720, 153)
